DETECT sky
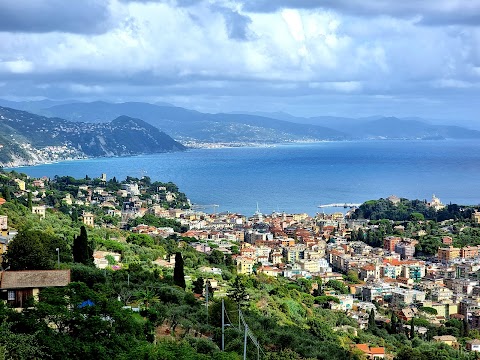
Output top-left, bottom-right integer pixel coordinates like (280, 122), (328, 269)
(1, 0), (480, 121)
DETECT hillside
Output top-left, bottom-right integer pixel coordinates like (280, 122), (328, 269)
(39, 101), (480, 143)
(39, 101), (347, 143)
(0, 106), (185, 166)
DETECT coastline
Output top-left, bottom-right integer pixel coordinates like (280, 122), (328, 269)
(1, 137), (462, 169)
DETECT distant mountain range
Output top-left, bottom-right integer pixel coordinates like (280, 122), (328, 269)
(1, 99), (479, 166)
(38, 101), (480, 142)
(0, 106), (184, 167)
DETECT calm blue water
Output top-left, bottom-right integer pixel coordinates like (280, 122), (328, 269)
(12, 140), (480, 215)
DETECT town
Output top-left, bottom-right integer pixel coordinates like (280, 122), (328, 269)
(1, 171), (480, 359)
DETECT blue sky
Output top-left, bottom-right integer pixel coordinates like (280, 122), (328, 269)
(0, 0), (479, 122)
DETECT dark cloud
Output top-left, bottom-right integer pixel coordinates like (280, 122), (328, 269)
(241, 0), (480, 26)
(0, 0), (113, 34)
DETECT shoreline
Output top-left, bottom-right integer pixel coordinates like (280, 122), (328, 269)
(3, 137), (466, 170)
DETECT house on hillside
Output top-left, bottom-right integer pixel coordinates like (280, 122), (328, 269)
(353, 344), (386, 359)
(0, 270), (71, 308)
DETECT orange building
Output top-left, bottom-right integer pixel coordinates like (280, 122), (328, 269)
(461, 246), (479, 259)
(383, 236), (401, 252)
(437, 246), (460, 263)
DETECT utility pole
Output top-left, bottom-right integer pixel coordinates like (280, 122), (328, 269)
(127, 273), (130, 286)
(221, 298), (225, 351)
(243, 324), (248, 360)
(56, 248), (60, 269)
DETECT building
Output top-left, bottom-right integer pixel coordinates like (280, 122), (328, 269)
(383, 236), (401, 252)
(466, 339), (480, 352)
(461, 246), (479, 259)
(471, 310), (480, 329)
(236, 257), (255, 275)
(81, 212), (95, 227)
(437, 246), (460, 263)
(395, 242), (415, 260)
(354, 344), (386, 359)
(14, 179), (25, 191)
(432, 335), (457, 347)
(0, 270), (70, 308)
(32, 205), (46, 219)
(442, 236), (453, 245)
(427, 194), (445, 211)
(391, 288), (426, 307)
(257, 266), (281, 277)
(472, 212), (480, 224)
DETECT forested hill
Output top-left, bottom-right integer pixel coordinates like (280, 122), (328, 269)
(0, 106), (185, 166)
(350, 197), (477, 221)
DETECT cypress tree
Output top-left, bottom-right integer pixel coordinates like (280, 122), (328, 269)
(193, 277), (204, 294)
(27, 191), (32, 210)
(4, 186), (11, 202)
(73, 226), (93, 265)
(173, 252), (186, 289)
(410, 317), (415, 339)
(71, 208), (78, 223)
(368, 308), (376, 330)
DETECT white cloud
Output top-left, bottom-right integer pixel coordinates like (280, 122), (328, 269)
(0, 0), (478, 120)
(0, 59), (34, 73)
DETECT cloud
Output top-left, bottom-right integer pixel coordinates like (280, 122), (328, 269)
(0, 0), (115, 34)
(0, 0), (479, 121)
(215, 6), (253, 40)
(241, 0), (480, 26)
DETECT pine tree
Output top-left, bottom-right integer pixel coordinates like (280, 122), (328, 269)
(73, 226), (93, 265)
(173, 252), (186, 289)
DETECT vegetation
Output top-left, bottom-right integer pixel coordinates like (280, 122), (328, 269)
(1, 171), (480, 359)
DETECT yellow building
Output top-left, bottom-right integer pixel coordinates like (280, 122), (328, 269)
(81, 212), (95, 227)
(14, 179), (26, 191)
(437, 246), (460, 263)
(473, 212), (480, 224)
(236, 256), (255, 275)
(432, 335), (457, 347)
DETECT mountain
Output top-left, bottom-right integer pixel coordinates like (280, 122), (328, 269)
(41, 101), (480, 142)
(0, 106), (185, 166)
(335, 117), (480, 139)
(0, 99), (80, 113)
(39, 102), (347, 143)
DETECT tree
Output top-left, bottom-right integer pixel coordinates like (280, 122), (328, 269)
(27, 191), (32, 210)
(4, 229), (53, 270)
(193, 277), (204, 295)
(4, 186), (11, 202)
(173, 252), (186, 289)
(228, 276), (249, 307)
(410, 317), (415, 339)
(71, 207), (79, 222)
(368, 308), (376, 330)
(208, 249), (224, 265)
(72, 226), (93, 265)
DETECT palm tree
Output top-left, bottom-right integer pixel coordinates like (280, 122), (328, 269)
(135, 287), (160, 309)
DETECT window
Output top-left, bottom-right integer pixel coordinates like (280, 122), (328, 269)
(7, 290), (15, 301)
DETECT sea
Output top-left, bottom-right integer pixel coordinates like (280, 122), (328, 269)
(11, 140), (480, 216)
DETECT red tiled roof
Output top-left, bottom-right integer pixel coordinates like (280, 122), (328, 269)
(370, 347), (385, 355)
